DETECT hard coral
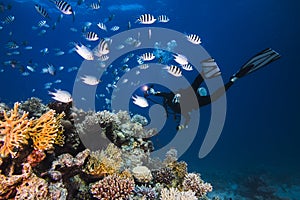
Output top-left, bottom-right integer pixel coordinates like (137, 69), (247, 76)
(90, 174), (134, 200)
(84, 143), (122, 177)
(132, 165), (153, 183)
(160, 187), (197, 200)
(133, 185), (158, 200)
(0, 102), (30, 158)
(152, 167), (176, 186)
(0, 163), (31, 199)
(28, 109), (65, 151)
(15, 170), (49, 200)
(182, 173), (213, 198)
(19, 97), (49, 118)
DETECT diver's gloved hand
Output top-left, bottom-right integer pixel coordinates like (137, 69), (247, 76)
(172, 93), (181, 104)
(149, 88), (157, 95)
(230, 75), (238, 82)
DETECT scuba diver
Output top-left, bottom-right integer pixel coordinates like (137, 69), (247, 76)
(143, 48), (281, 130)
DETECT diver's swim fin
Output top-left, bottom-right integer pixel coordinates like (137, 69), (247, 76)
(232, 48), (281, 79)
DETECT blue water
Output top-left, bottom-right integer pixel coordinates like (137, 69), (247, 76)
(1, 0), (300, 194)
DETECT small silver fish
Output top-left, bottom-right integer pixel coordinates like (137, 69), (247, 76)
(55, 51), (65, 56)
(47, 64), (56, 75)
(110, 26), (119, 31)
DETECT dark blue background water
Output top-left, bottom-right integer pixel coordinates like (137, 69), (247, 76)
(0, 0), (299, 181)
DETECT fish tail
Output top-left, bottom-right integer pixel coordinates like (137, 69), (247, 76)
(72, 11), (75, 22)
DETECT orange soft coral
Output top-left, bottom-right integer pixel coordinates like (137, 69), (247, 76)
(0, 102), (31, 158)
(28, 110), (65, 151)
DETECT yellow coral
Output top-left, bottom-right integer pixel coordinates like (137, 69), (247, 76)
(0, 102), (31, 158)
(28, 110), (65, 151)
(84, 143), (123, 177)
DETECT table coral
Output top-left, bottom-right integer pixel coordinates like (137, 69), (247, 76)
(0, 102), (31, 158)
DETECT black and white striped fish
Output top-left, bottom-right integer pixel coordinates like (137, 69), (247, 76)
(90, 2), (100, 10)
(38, 20), (49, 28)
(157, 15), (170, 23)
(201, 58), (221, 79)
(50, 0), (75, 21)
(140, 52), (155, 61)
(164, 65), (182, 77)
(1, 15), (14, 24)
(97, 22), (107, 31)
(84, 31), (99, 41)
(186, 34), (201, 45)
(35, 4), (50, 19)
(181, 64), (193, 71)
(98, 55), (109, 61)
(135, 14), (156, 24)
(94, 38), (110, 57)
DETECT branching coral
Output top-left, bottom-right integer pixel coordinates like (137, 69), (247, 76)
(167, 161), (188, 187)
(28, 109), (65, 151)
(133, 185), (158, 200)
(0, 102), (31, 158)
(97, 110), (119, 128)
(182, 173), (213, 198)
(19, 97), (49, 118)
(84, 143), (122, 177)
(152, 167), (176, 186)
(90, 174), (134, 199)
(160, 187), (197, 200)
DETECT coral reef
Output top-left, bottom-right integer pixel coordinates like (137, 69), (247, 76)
(132, 165), (153, 183)
(182, 173), (213, 198)
(133, 185), (158, 200)
(84, 143), (122, 177)
(19, 97), (50, 118)
(160, 187), (198, 200)
(0, 102), (30, 158)
(152, 167), (176, 187)
(131, 114), (148, 126)
(167, 161), (188, 187)
(15, 164), (49, 200)
(0, 99), (215, 200)
(28, 109), (65, 151)
(90, 174), (135, 199)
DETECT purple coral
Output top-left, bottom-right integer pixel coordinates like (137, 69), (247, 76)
(133, 185), (158, 200)
(90, 174), (134, 199)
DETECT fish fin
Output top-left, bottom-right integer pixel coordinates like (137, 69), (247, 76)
(232, 48), (281, 79)
(72, 11), (75, 22)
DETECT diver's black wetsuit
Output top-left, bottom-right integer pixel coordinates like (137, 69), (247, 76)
(146, 73), (234, 127)
(144, 48), (280, 128)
